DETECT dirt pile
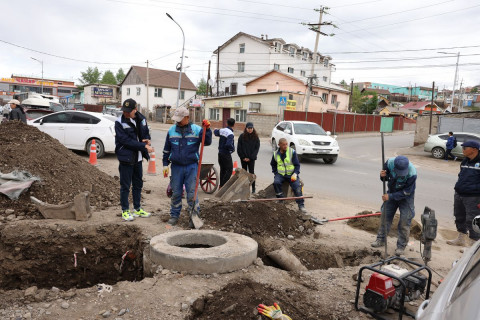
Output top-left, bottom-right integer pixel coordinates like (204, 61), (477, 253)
(0, 121), (119, 218)
(347, 211), (422, 240)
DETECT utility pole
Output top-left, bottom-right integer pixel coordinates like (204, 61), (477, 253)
(458, 79), (464, 112)
(146, 60), (149, 115)
(303, 6), (336, 121)
(429, 81), (434, 135)
(206, 60), (211, 98)
(216, 46), (220, 96)
(349, 78), (354, 112)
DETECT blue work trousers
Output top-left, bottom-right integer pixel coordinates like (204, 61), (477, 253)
(376, 195), (415, 249)
(454, 193), (480, 240)
(170, 163), (199, 218)
(119, 161), (143, 211)
(273, 174), (304, 207)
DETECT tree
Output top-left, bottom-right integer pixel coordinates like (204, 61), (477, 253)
(116, 68), (126, 84)
(363, 92), (379, 114)
(101, 70), (117, 85)
(79, 67), (102, 85)
(351, 87), (367, 113)
(339, 79), (349, 89)
(196, 78), (207, 96)
(471, 87), (478, 93)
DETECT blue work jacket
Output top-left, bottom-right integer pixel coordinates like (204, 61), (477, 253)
(115, 112), (151, 164)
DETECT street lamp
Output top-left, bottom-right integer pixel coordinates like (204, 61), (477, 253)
(166, 13), (185, 108)
(438, 51), (460, 112)
(31, 57), (44, 94)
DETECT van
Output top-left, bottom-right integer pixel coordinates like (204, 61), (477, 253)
(22, 97), (64, 112)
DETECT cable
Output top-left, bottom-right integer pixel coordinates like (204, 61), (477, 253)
(337, 62), (480, 71)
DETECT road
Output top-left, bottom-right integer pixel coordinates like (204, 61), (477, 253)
(150, 130), (457, 226)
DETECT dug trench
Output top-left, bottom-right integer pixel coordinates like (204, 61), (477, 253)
(0, 222), (145, 295)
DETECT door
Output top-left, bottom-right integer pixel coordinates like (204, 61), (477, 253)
(222, 108), (231, 127)
(36, 112), (71, 144)
(64, 112), (98, 149)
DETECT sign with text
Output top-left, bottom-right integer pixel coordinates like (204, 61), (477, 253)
(286, 100), (296, 111)
(211, 100), (243, 108)
(1, 77), (55, 87)
(92, 87), (114, 97)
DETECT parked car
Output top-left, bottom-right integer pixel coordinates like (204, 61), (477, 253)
(424, 132), (480, 159)
(28, 111), (115, 158)
(416, 239), (480, 320)
(23, 107), (53, 121)
(271, 121), (340, 164)
(22, 97), (64, 112)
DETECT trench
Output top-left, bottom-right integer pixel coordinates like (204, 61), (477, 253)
(0, 223), (145, 290)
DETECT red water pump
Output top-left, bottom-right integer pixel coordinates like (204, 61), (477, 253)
(363, 273), (396, 313)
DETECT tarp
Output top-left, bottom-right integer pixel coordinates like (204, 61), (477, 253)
(0, 171), (40, 200)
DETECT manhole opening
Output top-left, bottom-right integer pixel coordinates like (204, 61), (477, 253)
(0, 223), (145, 291)
(167, 233), (227, 248)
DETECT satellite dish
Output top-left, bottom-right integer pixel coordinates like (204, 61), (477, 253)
(208, 79), (215, 87)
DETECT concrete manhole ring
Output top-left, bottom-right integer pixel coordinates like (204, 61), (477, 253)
(149, 230), (258, 274)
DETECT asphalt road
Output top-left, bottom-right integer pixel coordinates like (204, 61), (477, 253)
(150, 130), (457, 226)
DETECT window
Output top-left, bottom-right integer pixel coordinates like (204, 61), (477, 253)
(136, 87), (141, 95)
(289, 47), (295, 57)
(238, 62), (245, 72)
(42, 112), (70, 123)
(274, 42), (282, 53)
(288, 94), (293, 100)
(323, 76), (328, 82)
(180, 90), (185, 99)
(302, 52), (308, 61)
(71, 113), (99, 124)
(154, 88), (162, 97)
(231, 83), (238, 95)
(312, 91), (318, 95)
(300, 70), (306, 77)
(324, 59), (329, 67)
(58, 89), (72, 94)
(239, 43), (245, 53)
(316, 56), (321, 64)
(322, 93), (328, 103)
(276, 122), (287, 131)
(225, 87), (230, 95)
(257, 89), (266, 92)
(331, 94), (337, 104)
(287, 67), (294, 74)
(209, 108), (220, 120)
(284, 123), (292, 134)
(274, 64), (280, 71)
(127, 88), (130, 96)
(249, 102), (261, 113)
(235, 109), (247, 122)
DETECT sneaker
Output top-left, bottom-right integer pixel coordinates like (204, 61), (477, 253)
(122, 210), (134, 221)
(133, 208), (151, 218)
(454, 157), (458, 161)
(298, 206), (308, 214)
(167, 217), (179, 226)
(395, 247), (405, 256)
(371, 239), (385, 248)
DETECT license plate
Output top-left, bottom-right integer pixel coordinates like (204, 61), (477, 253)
(314, 149), (329, 153)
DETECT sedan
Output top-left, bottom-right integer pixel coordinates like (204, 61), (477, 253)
(416, 240), (480, 320)
(271, 121), (340, 164)
(24, 108), (53, 121)
(28, 111), (115, 158)
(424, 132), (480, 159)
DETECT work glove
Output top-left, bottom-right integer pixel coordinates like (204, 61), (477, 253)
(163, 166), (169, 178)
(202, 119), (211, 129)
(290, 173), (297, 182)
(257, 303), (292, 320)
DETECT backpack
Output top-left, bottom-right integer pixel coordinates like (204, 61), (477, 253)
(453, 137), (457, 148)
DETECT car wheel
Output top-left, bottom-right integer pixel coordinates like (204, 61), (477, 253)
(87, 139), (105, 158)
(271, 138), (277, 152)
(323, 156), (337, 164)
(431, 147), (445, 159)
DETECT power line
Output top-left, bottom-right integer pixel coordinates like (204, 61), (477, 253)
(337, 62), (480, 71)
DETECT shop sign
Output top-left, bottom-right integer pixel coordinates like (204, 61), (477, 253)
(93, 87), (114, 97)
(286, 100), (296, 111)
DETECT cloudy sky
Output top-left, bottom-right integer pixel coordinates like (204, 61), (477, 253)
(1, 0), (479, 90)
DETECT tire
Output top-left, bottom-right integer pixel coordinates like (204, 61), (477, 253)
(323, 156), (338, 164)
(271, 138), (277, 152)
(431, 147), (445, 159)
(86, 139), (105, 158)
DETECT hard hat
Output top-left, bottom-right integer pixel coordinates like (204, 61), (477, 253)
(473, 215), (480, 234)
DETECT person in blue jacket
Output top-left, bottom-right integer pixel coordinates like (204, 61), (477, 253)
(447, 140), (480, 246)
(115, 99), (153, 221)
(214, 118), (235, 188)
(162, 106), (212, 227)
(445, 131), (457, 161)
(371, 155), (417, 256)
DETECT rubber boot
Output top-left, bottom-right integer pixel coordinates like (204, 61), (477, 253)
(446, 232), (467, 246)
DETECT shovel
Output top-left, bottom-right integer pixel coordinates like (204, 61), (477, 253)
(310, 212), (381, 225)
(190, 124), (207, 229)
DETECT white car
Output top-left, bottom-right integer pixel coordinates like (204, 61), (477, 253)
(424, 132), (480, 159)
(271, 121), (340, 164)
(28, 111), (115, 158)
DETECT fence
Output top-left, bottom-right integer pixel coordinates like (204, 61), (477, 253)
(284, 111), (404, 133)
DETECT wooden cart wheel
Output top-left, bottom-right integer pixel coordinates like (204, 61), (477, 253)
(200, 166), (219, 194)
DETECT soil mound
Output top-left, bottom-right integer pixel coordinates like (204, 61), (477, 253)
(196, 201), (314, 238)
(347, 211), (422, 240)
(0, 121), (119, 218)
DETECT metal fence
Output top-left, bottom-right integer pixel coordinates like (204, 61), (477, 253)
(284, 111), (404, 133)
(438, 117), (480, 134)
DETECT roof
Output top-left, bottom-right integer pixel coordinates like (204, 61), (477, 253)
(402, 101), (438, 110)
(120, 66), (197, 91)
(84, 83), (119, 88)
(362, 88), (391, 95)
(213, 32), (264, 54)
(380, 106), (415, 114)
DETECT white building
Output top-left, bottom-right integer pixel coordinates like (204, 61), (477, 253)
(213, 32), (334, 96)
(120, 66), (197, 113)
(83, 84), (120, 105)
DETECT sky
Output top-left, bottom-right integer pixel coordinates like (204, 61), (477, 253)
(1, 0), (479, 90)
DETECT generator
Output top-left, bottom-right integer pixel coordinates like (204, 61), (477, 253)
(355, 257), (432, 320)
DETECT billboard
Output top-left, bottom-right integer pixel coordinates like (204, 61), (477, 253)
(92, 87), (114, 97)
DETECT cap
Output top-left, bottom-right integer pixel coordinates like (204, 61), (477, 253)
(171, 106), (189, 122)
(393, 156), (409, 176)
(8, 99), (20, 105)
(122, 99), (137, 112)
(246, 122), (254, 128)
(462, 140), (480, 149)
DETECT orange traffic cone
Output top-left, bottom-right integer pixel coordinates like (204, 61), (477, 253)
(89, 139), (98, 166)
(147, 152), (157, 175)
(232, 160), (238, 175)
